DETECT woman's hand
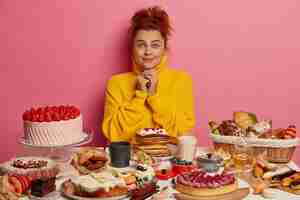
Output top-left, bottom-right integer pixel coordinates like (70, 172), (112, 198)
(142, 69), (158, 95)
(136, 69), (158, 94)
(136, 75), (149, 92)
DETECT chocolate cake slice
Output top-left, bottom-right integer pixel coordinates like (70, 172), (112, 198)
(131, 182), (158, 200)
(31, 177), (56, 197)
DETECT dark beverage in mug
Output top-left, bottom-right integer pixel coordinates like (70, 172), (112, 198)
(109, 142), (131, 168)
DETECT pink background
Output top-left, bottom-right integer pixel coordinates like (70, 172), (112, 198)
(0, 0), (299, 164)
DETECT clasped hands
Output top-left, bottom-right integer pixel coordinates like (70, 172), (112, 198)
(136, 69), (157, 95)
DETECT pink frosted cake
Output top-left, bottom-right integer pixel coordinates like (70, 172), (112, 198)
(0, 156), (59, 180)
(22, 105), (84, 146)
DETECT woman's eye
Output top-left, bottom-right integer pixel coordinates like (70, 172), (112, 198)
(152, 44), (161, 48)
(137, 43), (145, 48)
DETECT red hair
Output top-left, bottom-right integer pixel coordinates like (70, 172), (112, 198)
(129, 6), (172, 48)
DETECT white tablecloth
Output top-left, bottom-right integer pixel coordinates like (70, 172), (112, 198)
(16, 147), (300, 200)
(19, 163), (300, 200)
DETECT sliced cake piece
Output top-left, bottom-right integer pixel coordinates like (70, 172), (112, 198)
(31, 177), (56, 197)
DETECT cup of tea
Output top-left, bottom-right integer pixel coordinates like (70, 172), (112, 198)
(109, 142), (131, 168)
(196, 153), (224, 172)
(232, 144), (254, 173)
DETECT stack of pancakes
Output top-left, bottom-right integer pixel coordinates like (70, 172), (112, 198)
(134, 128), (171, 157)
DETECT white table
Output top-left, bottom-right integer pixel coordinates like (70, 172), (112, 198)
(18, 163), (300, 200)
(15, 146), (300, 200)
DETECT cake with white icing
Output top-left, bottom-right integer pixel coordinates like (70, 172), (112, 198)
(73, 171), (126, 192)
(62, 170), (128, 198)
(22, 105), (85, 146)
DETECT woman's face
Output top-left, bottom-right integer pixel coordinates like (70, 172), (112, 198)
(133, 30), (165, 71)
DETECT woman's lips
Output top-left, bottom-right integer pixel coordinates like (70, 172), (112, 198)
(143, 58), (154, 63)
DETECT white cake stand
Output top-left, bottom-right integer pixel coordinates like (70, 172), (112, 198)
(17, 131), (93, 162)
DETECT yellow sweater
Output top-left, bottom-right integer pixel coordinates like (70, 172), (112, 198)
(102, 56), (196, 142)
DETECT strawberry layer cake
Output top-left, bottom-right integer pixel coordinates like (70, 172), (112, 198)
(22, 105), (84, 146)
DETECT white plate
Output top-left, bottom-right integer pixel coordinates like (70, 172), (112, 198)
(18, 132), (93, 148)
(62, 192), (129, 200)
(153, 155), (174, 162)
(29, 191), (60, 200)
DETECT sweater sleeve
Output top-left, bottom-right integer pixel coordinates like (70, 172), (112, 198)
(146, 73), (196, 137)
(102, 77), (149, 142)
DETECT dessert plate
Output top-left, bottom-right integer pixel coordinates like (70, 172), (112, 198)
(153, 155), (174, 162)
(61, 192), (129, 200)
(29, 191), (60, 200)
(18, 132), (93, 148)
(174, 187), (250, 200)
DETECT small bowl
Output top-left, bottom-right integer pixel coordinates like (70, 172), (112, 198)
(196, 153), (224, 172)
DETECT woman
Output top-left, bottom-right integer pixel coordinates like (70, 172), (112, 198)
(102, 6), (196, 142)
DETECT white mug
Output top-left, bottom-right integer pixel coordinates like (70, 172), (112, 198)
(176, 135), (198, 162)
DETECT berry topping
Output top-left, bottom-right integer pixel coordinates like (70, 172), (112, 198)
(23, 105), (80, 122)
(12, 159), (48, 169)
